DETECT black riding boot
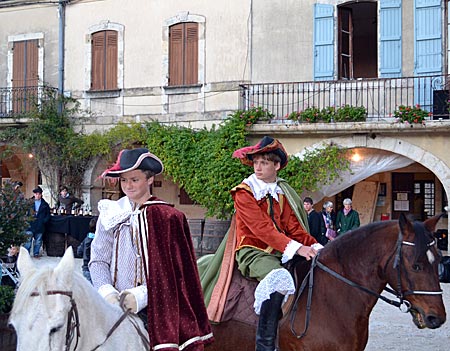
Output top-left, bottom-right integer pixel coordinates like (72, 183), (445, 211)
(255, 292), (284, 351)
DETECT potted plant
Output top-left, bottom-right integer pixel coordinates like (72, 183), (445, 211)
(394, 104), (430, 124)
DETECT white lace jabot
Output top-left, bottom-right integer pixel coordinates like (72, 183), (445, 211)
(243, 174), (283, 201)
(98, 197), (140, 230)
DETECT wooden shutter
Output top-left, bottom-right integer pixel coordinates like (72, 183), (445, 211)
(185, 22), (198, 85)
(313, 4), (334, 81)
(91, 32), (105, 90)
(169, 24), (184, 86)
(91, 30), (117, 91)
(169, 22), (198, 86)
(12, 39), (38, 113)
(105, 31), (118, 90)
(379, 0), (402, 78)
(414, 0), (442, 110)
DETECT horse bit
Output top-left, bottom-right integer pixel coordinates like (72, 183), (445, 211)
(30, 290), (150, 351)
(290, 230), (443, 339)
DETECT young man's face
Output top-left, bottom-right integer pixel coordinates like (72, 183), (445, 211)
(34, 192), (43, 200)
(303, 201), (313, 212)
(120, 169), (154, 203)
(252, 154), (280, 183)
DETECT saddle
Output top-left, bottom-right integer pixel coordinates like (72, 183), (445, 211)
(219, 262), (300, 327)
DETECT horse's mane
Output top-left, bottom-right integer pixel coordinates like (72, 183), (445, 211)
(12, 262), (106, 316)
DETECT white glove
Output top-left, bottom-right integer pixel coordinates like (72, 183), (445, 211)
(98, 284), (120, 306)
(119, 285), (147, 313)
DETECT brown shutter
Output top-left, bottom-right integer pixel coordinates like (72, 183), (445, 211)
(105, 30), (118, 90)
(26, 40), (39, 86)
(12, 40), (38, 113)
(169, 24), (184, 86)
(184, 23), (198, 85)
(12, 41), (25, 88)
(91, 31), (105, 90)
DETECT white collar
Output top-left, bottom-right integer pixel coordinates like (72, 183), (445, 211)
(243, 174), (283, 201)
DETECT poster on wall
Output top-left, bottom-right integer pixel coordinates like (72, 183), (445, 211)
(394, 200), (409, 211)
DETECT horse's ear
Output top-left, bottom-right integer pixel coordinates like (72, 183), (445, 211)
(424, 213), (443, 233)
(17, 247), (36, 278)
(54, 247), (75, 285)
(398, 213), (413, 234)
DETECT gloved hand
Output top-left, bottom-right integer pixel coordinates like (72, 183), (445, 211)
(98, 284), (120, 306)
(119, 285), (147, 313)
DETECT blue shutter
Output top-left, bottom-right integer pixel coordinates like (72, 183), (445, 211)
(379, 0), (402, 77)
(313, 4), (334, 81)
(414, 0), (443, 110)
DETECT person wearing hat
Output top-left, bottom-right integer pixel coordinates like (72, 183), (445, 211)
(13, 181), (24, 202)
(23, 186), (51, 258)
(232, 136), (323, 351)
(89, 148), (213, 350)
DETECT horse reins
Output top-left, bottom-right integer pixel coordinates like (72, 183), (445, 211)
(289, 230), (443, 339)
(30, 290), (150, 351)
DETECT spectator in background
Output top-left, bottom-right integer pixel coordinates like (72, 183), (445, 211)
(13, 181), (24, 201)
(24, 186), (51, 258)
(336, 198), (360, 235)
(77, 217), (97, 283)
(57, 185), (84, 212)
(322, 201), (337, 241)
(303, 197), (327, 245)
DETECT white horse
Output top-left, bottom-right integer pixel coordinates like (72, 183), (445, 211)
(9, 247), (149, 351)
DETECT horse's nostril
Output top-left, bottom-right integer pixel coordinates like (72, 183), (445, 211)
(426, 315), (445, 329)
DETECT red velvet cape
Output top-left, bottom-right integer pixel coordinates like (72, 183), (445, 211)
(143, 200), (214, 350)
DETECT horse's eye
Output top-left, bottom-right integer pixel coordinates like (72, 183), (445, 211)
(412, 264), (422, 272)
(50, 325), (63, 334)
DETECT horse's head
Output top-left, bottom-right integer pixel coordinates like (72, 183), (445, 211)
(9, 247), (78, 351)
(392, 213), (447, 329)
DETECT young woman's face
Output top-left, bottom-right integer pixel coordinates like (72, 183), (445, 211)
(120, 169), (154, 204)
(252, 155), (280, 183)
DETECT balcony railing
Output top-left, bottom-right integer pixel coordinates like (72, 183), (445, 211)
(0, 86), (58, 118)
(240, 74), (450, 122)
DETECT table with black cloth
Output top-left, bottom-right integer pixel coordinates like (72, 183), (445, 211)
(44, 215), (96, 257)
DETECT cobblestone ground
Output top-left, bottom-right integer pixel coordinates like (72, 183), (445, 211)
(365, 282), (450, 351)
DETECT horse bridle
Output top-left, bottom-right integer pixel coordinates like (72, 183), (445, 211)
(30, 290), (80, 351)
(30, 290), (150, 351)
(289, 230), (443, 339)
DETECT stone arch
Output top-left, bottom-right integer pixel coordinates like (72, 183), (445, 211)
(298, 135), (449, 233)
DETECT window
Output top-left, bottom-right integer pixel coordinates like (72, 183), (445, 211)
(338, 2), (377, 79)
(169, 22), (198, 86)
(91, 30), (118, 91)
(12, 39), (39, 113)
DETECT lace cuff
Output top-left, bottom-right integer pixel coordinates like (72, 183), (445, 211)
(281, 240), (301, 264)
(254, 268), (295, 315)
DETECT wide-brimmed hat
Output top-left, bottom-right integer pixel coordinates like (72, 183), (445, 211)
(232, 136), (288, 169)
(101, 148), (164, 178)
(32, 186), (43, 194)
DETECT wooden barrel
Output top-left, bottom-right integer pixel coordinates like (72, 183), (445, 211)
(201, 219), (231, 256)
(0, 314), (16, 351)
(66, 235), (81, 257)
(45, 233), (66, 257)
(188, 219), (204, 258)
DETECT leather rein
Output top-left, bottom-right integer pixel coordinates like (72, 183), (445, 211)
(30, 290), (150, 351)
(289, 230), (443, 339)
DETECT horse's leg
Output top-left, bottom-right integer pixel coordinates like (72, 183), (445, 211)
(207, 321), (256, 351)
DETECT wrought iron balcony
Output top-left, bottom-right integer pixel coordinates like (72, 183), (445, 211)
(240, 74), (450, 122)
(0, 86), (58, 118)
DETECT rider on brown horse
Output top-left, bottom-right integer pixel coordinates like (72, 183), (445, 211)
(231, 136), (323, 350)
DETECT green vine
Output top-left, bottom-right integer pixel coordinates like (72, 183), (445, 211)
(1, 100), (350, 219)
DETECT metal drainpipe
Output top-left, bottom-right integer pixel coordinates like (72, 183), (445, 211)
(57, 0), (67, 114)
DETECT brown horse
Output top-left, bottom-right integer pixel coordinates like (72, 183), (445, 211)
(206, 213), (446, 351)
